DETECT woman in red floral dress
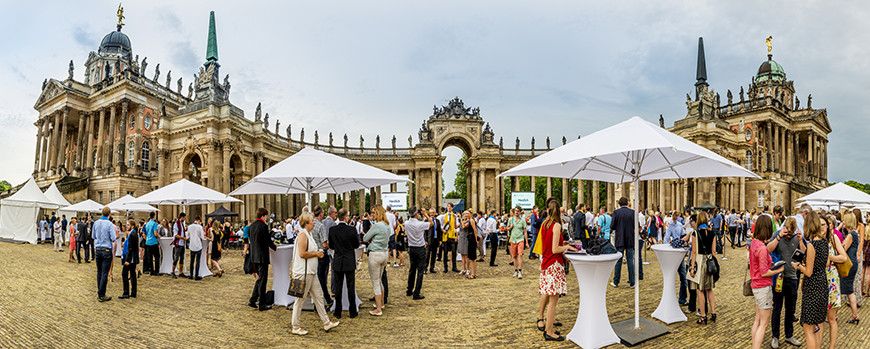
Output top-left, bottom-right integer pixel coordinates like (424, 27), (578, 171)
(536, 198), (578, 341)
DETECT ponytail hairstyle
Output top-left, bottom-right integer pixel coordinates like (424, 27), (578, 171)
(543, 197), (561, 231)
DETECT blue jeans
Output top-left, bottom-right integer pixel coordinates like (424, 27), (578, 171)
(677, 259), (688, 304)
(95, 248), (112, 298)
(613, 247), (636, 286)
(528, 229), (538, 258)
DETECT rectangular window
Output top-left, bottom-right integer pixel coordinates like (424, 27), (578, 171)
(98, 191), (103, 203)
(110, 191), (115, 202)
(757, 190), (765, 208)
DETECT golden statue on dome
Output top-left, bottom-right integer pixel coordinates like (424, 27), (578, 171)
(117, 3), (125, 27)
(766, 35), (773, 54)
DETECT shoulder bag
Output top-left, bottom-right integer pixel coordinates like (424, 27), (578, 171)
(742, 262), (753, 296)
(835, 243), (853, 278)
(288, 254), (308, 298)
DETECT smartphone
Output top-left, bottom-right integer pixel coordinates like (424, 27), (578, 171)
(770, 260), (786, 270)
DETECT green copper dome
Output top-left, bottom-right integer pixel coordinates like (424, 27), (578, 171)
(756, 54), (785, 82)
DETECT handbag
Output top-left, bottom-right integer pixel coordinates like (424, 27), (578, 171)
(288, 257), (308, 298)
(706, 254), (719, 275)
(243, 253), (254, 275)
(742, 262), (753, 297)
(835, 253), (853, 278)
(686, 259), (701, 284)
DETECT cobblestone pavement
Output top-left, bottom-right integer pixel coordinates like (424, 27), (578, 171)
(1, 241), (868, 348)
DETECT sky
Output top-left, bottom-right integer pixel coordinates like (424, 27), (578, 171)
(1, 1), (869, 193)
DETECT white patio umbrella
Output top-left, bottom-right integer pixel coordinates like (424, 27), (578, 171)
(109, 194), (159, 215)
(796, 182), (870, 209)
(63, 199), (112, 213)
(500, 116), (759, 330)
(128, 179), (241, 207)
(229, 147), (410, 207)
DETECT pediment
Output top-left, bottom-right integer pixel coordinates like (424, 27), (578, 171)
(33, 79), (67, 109)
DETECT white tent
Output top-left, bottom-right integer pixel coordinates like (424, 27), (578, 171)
(128, 179), (241, 206)
(0, 178), (60, 244)
(43, 182), (72, 208)
(109, 194), (158, 214)
(796, 182), (870, 208)
(229, 147), (410, 207)
(500, 116), (759, 332)
(63, 199), (112, 214)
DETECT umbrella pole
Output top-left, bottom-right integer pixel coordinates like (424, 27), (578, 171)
(633, 177), (640, 329)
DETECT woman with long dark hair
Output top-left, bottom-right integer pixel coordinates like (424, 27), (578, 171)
(535, 198), (578, 341)
(749, 215), (783, 349)
(795, 211), (830, 349)
(689, 210), (717, 324)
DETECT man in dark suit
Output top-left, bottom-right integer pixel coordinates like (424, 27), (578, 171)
(611, 197), (639, 288)
(248, 208), (277, 311)
(427, 207), (442, 273)
(120, 219), (139, 299)
(329, 209), (360, 319)
(572, 203), (589, 246)
(76, 217), (91, 263)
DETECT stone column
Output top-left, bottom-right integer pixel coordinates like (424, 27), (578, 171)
(546, 177), (552, 198)
(793, 132), (799, 178)
(511, 176), (519, 191)
(223, 146), (231, 192)
(471, 169), (478, 211)
(578, 180), (584, 206)
(46, 112), (58, 171)
(479, 169), (486, 211)
(561, 178), (568, 209)
(33, 120), (43, 173)
(436, 168), (442, 208)
(358, 189), (365, 215)
(106, 105), (117, 169)
(530, 176), (536, 202)
(95, 109), (105, 169)
(73, 112), (84, 171)
(56, 108), (70, 172)
(592, 180), (600, 212)
(40, 118), (50, 172)
(658, 179), (665, 211)
(117, 102), (128, 168)
(255, 154), (264, 209)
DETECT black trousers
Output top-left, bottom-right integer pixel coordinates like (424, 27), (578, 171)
(407, 246), (426, 296)
(249, 263), (269, 307)
(333, 270), (358, 317)
(771, 278), (798, 339)
(381, 265), (389, 303)
(95, 248), (112, 298)
(90, 238), (95, 258)
(144, 244), (160, 273)
(122, 263), (138, 296)
(189, 250), (202, 278)
(488, 233), (499, 265)
(317, 255), (333, 303)
(427, 239), (440, 271)
(728, 226), (738, 247)
(441, 238), (457, 271)
(76, 239), (90, 262)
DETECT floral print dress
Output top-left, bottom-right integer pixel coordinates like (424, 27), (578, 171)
(827, 243), (842, 309)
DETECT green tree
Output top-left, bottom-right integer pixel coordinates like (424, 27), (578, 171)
(445, 191), (463, 199)
(843, 180), (870, 194)
(454, 154), (468, 200)
(0, 180), (10, 192)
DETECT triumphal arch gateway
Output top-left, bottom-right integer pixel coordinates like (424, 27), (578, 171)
(20, 10), (829, 220)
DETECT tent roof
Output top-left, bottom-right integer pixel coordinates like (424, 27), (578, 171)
(109, 194), (158, 212)
(129, 179), (241, 206)
(206, 206), (238, 218)
(229, 147), (410, 196)
(796, 183), (870, 206)
(43, 182), (72, 208)
(0, 178), (59, 209)
(63, 199), (112, 213)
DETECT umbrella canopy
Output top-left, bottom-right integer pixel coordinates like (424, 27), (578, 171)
(499, 116), (758, 331)
(695, 201), (718, 211)
(206, 206), (238, 218)
(796, 182), (870, 207)
(43, 182), (72, 208)
(229, 147), (410, 205)
(109, 194), (158, 213)
(63, 199), (111, 213)
(128, 179), (241, 206)
(0, 177), (59, 209)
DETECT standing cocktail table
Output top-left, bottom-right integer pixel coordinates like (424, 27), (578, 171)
(650, 244), (688, 324)
(564, 252), (622, 349)
(270, 244), (296, 307)
(158, 237), (174, 274)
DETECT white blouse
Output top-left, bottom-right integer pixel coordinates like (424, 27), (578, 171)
(291, 228), (318, 275)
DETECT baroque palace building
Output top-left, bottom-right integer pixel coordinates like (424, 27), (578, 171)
(17, 10), (829, 220)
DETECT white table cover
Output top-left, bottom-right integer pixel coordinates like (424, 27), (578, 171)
(650, 244), (688, 324)
(196, 237), (213, 277)
(564, 252), (622, 349)
(158, 237), (174, 274)
(270, 244), (296, 307)
(329, 247), (364, 311)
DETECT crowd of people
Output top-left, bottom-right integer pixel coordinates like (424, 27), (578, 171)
(34, 194), (869, 344)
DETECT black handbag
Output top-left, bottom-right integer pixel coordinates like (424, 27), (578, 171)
(288, 258), (308, 298)
(243, 253), (254, 275)
(706, 255), (719, 275)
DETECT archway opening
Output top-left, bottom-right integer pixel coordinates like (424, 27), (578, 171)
(441, 144), (469, 212)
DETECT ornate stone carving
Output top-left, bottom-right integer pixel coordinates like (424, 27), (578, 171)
(254, 102), (262, 122)
(68, 60), (74, 80)
(739, 86), (744, 102)
(223, 74), (230, 101)
(795, 96), (800, 109)
(408, 135), (412, 147)
(165, 70), (171, 88)
(154, 63), (160, 81)
(727, 89), (733, 104)
(140, 57), (147, 76)
(807, 94), (812, 109)
(286, 123), (291, 138)
(264, 113), (269, 129)
(391, 135), (396, 149)
(187, 83), (193, 99)
(275, 119), (280, 135)
(431, 97), (481, 120)
(177, 77), (183, 94)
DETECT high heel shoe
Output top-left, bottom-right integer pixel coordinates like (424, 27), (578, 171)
(536, 319), (545, 331)
(710, 313), (717, 322)
(697, 316), (707, 325)
(846, 316), (860, 325)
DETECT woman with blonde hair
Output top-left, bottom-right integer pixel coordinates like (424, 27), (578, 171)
(209, 220), (224, 277)
(863, 212), (870, 297)
(840, 212), (860, 324)
(363, 205), (390, 316)
(290, 212), (339, 335)
(460, 210), (480, 279)
(68, 218), (78, 262)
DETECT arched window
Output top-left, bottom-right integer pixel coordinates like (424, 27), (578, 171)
(127, 141), (135, 168)
(141, 141), (150, 170)
(745, 150), (753, 170)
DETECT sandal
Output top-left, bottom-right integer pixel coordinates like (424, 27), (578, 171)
(536, 319), (545, 331)
(466, 275), (476, 279)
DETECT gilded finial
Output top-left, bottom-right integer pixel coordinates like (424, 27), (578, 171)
(766, 35), (773, 54)
(117, 3), (126, 28)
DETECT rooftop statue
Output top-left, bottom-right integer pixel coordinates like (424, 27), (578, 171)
(254, 102), (262, 122)
(68, 60), (74, 80)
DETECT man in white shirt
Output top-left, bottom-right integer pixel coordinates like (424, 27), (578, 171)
(585, 208), (594, 235)
(404, 207), (432, 299)
(187, 216), (205, 280)
(285, 218), (296, 241)
(53, 218), (63, 252)
(485, 211), (499, 267)
(476, 212), (487, 261)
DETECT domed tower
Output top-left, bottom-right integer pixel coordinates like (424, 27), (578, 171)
(751, 38), (795, 110)
(83, 7), (136, 86)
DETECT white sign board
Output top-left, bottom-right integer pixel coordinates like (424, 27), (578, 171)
(381, 192), (408, 211)
(511, 192), (535, 210)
